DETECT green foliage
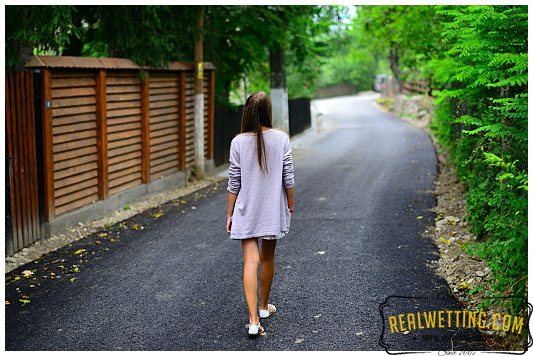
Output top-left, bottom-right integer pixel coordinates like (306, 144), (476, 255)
(79, 6), (197, 66)
(225, 5), (345, 102)
(6, 5), (344, 104)
(355, 5), (445, 88)
(6, 5), (86, 69)
(315, 24), (384, 91)
(429, 5), (528, 313)
(204, 5), (339, 104)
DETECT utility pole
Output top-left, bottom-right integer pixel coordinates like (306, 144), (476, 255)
(270, 43), (289, 134)
(194, 5), (205, 180)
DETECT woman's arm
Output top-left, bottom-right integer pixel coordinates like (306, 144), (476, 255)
(227, 192), (238, 234)
(227, 192), (238, 218)
(227, 139), (241, 234)
(285, 187), (294, 219)
(283, 135), (295, 219)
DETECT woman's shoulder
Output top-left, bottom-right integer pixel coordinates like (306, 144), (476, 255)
(230, 134), (242, 148)
(269, 128), (290, 139)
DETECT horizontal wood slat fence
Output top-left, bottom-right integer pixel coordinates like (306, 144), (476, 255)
(6, 56), (214, 255)
(41, 63), (214, 221)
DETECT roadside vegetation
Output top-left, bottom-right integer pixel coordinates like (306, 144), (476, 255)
(428, 5), (528, 314)
(358, 5), (528, 317)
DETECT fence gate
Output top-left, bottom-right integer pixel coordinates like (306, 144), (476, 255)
(5, 70), (43, 256)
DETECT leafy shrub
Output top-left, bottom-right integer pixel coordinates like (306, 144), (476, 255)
(428, 5), (528, 313)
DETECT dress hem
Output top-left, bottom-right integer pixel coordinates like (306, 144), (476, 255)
(230, 230), (289, 240)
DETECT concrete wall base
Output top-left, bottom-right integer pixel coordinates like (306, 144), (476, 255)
(45, 169), (191, 238)
(204, 159), (215, 177)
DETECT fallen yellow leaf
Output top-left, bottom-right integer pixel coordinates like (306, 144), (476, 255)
(441, 238), (450, 244)
(416, 216), (423, 219)
(73, 249), (86, 255)
(95, 241), (101, 245)
(295, 339), (304, 344)
(98, 233), (107, 237)
(457, 283), (470, 290)
(22, 270), (34, 277)
(180, 200), (186, 204)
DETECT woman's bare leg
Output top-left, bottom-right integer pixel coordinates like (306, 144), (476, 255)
(259, 239), (277, 310)
(241, 238), (260, 326)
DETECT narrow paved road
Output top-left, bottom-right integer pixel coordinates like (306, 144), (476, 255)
(5, 93), (486, 351)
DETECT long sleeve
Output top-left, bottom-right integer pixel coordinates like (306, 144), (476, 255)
(227, 138), (241, 194)
(282, 136), (295, 189)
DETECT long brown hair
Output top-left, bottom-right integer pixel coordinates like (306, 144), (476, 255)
(241, 91), (273, 174)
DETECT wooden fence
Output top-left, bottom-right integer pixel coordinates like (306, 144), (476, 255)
(6, 71), (42, 256)
(5, 55), (215, 255)
(403, 78), (431, 95)
(379, 76), (434, 97)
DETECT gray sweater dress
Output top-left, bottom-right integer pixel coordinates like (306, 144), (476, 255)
(227, 129), (295, 240)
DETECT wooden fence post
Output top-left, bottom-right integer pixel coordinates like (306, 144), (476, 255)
(141, 71), (150, 183)
(25, 71), (39, 242)
(7, 72), (22, 253)
(178, 71), (187, 171)
(41, 68), (55, 221)
(95, 70), (109, 200)
(15, 72), (30, 246)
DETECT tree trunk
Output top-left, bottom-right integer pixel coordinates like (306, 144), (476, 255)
(389, 47), (402, 94)
(14, 7), (33, 70)
(194, 5), (205, 179)
(269, 43), (289, 134)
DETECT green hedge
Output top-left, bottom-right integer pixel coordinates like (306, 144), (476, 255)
(428, 5), (528, 313)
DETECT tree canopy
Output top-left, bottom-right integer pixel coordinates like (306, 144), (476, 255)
(354, 5), (444, 90)
(6, 5), (343, 104)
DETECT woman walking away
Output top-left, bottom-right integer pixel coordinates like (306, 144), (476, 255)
(226, 91), (295, 336)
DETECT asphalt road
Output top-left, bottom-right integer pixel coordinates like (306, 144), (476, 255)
(5, 93), (487, 351)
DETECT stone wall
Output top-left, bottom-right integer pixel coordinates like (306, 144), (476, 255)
(393, 94), (435, 121)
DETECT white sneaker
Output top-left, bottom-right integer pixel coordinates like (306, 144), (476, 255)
(259, 304), (277, 318)
(248, 322), (264, 336)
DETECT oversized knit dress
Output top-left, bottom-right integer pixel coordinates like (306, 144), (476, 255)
(227, 129), (295, 240)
